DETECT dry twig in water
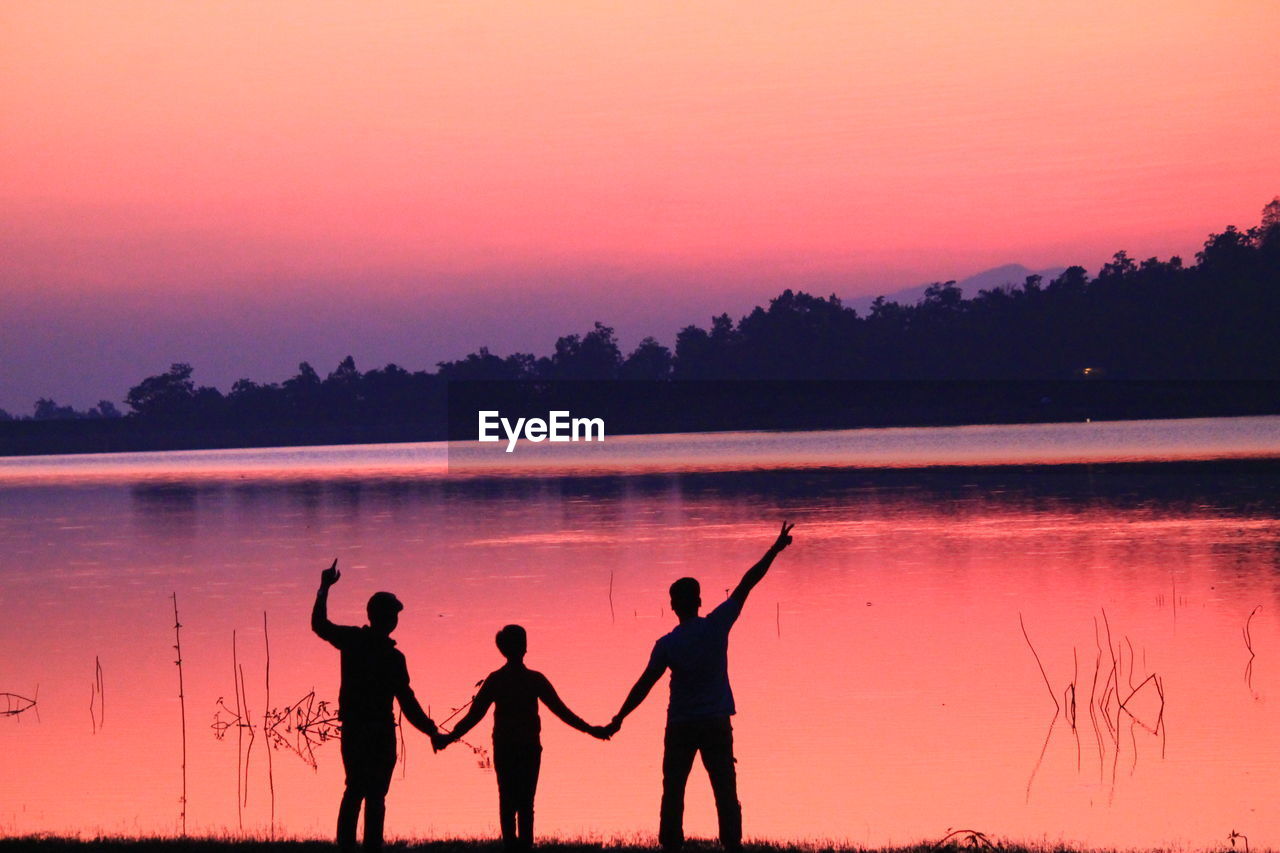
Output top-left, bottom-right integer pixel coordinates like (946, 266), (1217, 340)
(90, 656), (104, 733)
(172, 593), (188, 836)
(1018, 613), (1060, 713)
(1, 689), (38, 719)
(262, 690), (339, 769)
(264, 611), (276, 837)
(1244, 605), (1262, 693)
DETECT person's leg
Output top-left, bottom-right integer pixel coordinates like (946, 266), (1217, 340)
(659, 722), (699, 853)
(338, 726), (365, 853)
(516, 745), (542, 852)
(362, 798), (386, 853)
(699, 718), (741, 853)
(338, 789), (363, 853)
(494, 742), (519, 852)
(362, 725), (399, 853)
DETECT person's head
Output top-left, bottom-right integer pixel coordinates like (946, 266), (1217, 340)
(367, 591), (403, 635)
(495, 624), (527, 661)
(669, 577), (701, 620)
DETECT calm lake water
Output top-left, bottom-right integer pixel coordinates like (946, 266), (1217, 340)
(3, 416), (1280, 848)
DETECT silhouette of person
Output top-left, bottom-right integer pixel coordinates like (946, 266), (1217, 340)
(605, 522), (795, 853)
(436, 624), (610, 852)
(311, 560), (441, 853)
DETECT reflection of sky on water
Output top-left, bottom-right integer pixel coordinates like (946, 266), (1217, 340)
(1, 427), (1280, 846)
(3, 415), (1280, 485)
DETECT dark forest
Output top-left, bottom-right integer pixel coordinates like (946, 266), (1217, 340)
(4, 207), (1278, 455)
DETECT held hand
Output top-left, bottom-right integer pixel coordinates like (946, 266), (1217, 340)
(320, 559), (340, 587)
(587, 725), (612, 740)
(604, 718), (622, 738)
(430, 732), (452, 752)
(771, 521), (795, 553)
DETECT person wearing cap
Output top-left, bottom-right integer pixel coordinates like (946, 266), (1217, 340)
(312, 559), (441, 853)
(605, 522), (795, 853)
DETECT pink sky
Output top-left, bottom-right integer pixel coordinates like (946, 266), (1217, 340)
(2, 1), (1279, 410)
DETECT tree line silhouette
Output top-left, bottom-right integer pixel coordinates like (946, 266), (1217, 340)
(2, 204), (1277, 451)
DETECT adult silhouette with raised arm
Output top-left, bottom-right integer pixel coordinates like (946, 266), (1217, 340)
(437, 624), (610, 853)
(606, 522), (795, 853)
(312, 560), (441, 853)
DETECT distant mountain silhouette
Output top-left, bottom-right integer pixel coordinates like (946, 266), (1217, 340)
(848, 264), (1068, 316)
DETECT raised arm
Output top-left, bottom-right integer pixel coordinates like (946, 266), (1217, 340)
(537, 675), (594, 734)
(728, 522), (794, 607)
(311, 559), (344, 644)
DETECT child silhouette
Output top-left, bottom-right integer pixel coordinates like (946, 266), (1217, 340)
(437, 624), (609, 852)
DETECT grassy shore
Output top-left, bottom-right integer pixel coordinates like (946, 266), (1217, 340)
(0, 837), (1159, 853)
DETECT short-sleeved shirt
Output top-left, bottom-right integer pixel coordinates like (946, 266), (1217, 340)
(648, 597), (742, 723)
(316, 624), (411, 726)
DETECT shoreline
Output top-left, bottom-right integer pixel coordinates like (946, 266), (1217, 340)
(0, 836), (1196, 853)
(2, 417), (1279, 487)
(4, 380), (1278, 459)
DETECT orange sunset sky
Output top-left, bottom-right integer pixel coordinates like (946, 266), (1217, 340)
(2, 1), (1279, 411)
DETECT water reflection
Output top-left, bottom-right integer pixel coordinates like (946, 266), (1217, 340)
(100, 458), (1280, 524)
(131, 483), (201, 537)
(2, 448), (1280, 847)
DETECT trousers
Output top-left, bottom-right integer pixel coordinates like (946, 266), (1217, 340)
(659, 716), (741, 852)
(494, 739), (543, 853)
(338, 721), (398, 852)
